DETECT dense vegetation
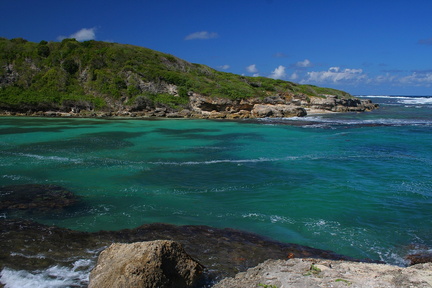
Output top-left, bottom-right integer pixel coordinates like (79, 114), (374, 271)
(0, 37), (352, 112)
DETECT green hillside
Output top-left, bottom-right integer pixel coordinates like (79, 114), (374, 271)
(0, 37), (352, 113)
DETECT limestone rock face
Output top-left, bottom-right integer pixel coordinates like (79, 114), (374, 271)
(251, 104), (307, 118)
(189, 94), (310, 119)
(89, 240), (205, 288)
(214, 258), (432, 288)
(308, 95), (378, 112)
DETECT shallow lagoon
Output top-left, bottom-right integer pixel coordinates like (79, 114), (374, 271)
(1, 96), (431, 269)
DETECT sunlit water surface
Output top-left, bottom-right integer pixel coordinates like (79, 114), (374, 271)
(1, 95), (431, 286)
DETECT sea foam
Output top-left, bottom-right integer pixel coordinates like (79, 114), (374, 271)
(0, 259), (92, 288)
(358, 95), (432, 106)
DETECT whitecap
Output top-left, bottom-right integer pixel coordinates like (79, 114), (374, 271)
(357, 95), (411, 99)
(270, 215), (295, 224)
(0, 259), (93, 288)
(8, 152), (83, 164)
(374, 249), (409, 266)
(284, 116), (432, 127)
(149, 156), (301, 166)
(10, 253), (46, 259)
(242, 213), (295, 224)
(398, 97), (432, 105)
(2, 175), (31, 181)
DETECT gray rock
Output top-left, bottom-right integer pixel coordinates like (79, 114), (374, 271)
(213, 258), (432, 288)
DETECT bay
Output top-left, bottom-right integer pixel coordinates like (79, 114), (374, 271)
(1, 95), (431, 272)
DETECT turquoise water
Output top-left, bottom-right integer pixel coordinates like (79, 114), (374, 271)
(1, 95), (432, 266)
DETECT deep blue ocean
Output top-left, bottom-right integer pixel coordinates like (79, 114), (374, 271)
(1, 95), (431, 286)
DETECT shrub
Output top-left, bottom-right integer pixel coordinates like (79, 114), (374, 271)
(62, 59), (79, 74)
(37, 45), (50, 57)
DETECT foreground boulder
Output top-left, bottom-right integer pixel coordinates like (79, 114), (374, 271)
(89, 240), (205, 288)
(214, 258), (432, 288)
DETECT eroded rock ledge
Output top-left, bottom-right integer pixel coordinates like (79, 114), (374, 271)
(214, 258), (432, 288)
(0, 94), (378, 119)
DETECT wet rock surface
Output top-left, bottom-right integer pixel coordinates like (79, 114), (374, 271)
(0, 184), (78, 211)
(407, 252), (432, 266)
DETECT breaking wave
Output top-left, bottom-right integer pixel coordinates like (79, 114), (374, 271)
(358, 95), (432, 106)
(286, 116), (432, 127)
(0, 259), (93, 288)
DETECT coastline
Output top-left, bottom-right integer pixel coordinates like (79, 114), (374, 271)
(0, 219), (360, 286)
(0, 107), (355, 121)
(1, 218), (430, 287)
(0, 93), (379, 120)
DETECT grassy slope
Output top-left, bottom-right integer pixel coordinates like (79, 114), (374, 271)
(0, 37), (352, 112)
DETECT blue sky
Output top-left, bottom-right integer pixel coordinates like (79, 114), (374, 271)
(1, 0), (432, 96)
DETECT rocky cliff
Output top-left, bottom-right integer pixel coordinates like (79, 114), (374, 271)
(183, 93), (377, 119)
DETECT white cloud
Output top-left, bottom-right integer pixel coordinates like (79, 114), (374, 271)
(290, 72), (299, 80)
(246, 64), (258, 73)
(292, 65), (432, 90)
(399, 72), (432, 85)
(372, 73), (398, 84)
(295, 59), (312, 68)
(269, 65), (287, 79)
(218, 65), (230, 70)
(303, 67), (366, 83)
(184, 31), (219, 40)
(71, 28), (96, 41)
(58, 27), (97, 41)
(252, 73), (260, 77)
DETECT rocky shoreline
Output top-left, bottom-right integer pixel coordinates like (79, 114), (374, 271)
(2, 217), (431, 287)
(0, 94), (378, 119)
(1, 182), (431, 287)
(0, 218), (360, 286)
(85, 240), (432, 288)
(214, 258), (432, 288)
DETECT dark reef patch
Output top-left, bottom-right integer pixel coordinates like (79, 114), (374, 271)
(0, 184), (79, 211)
